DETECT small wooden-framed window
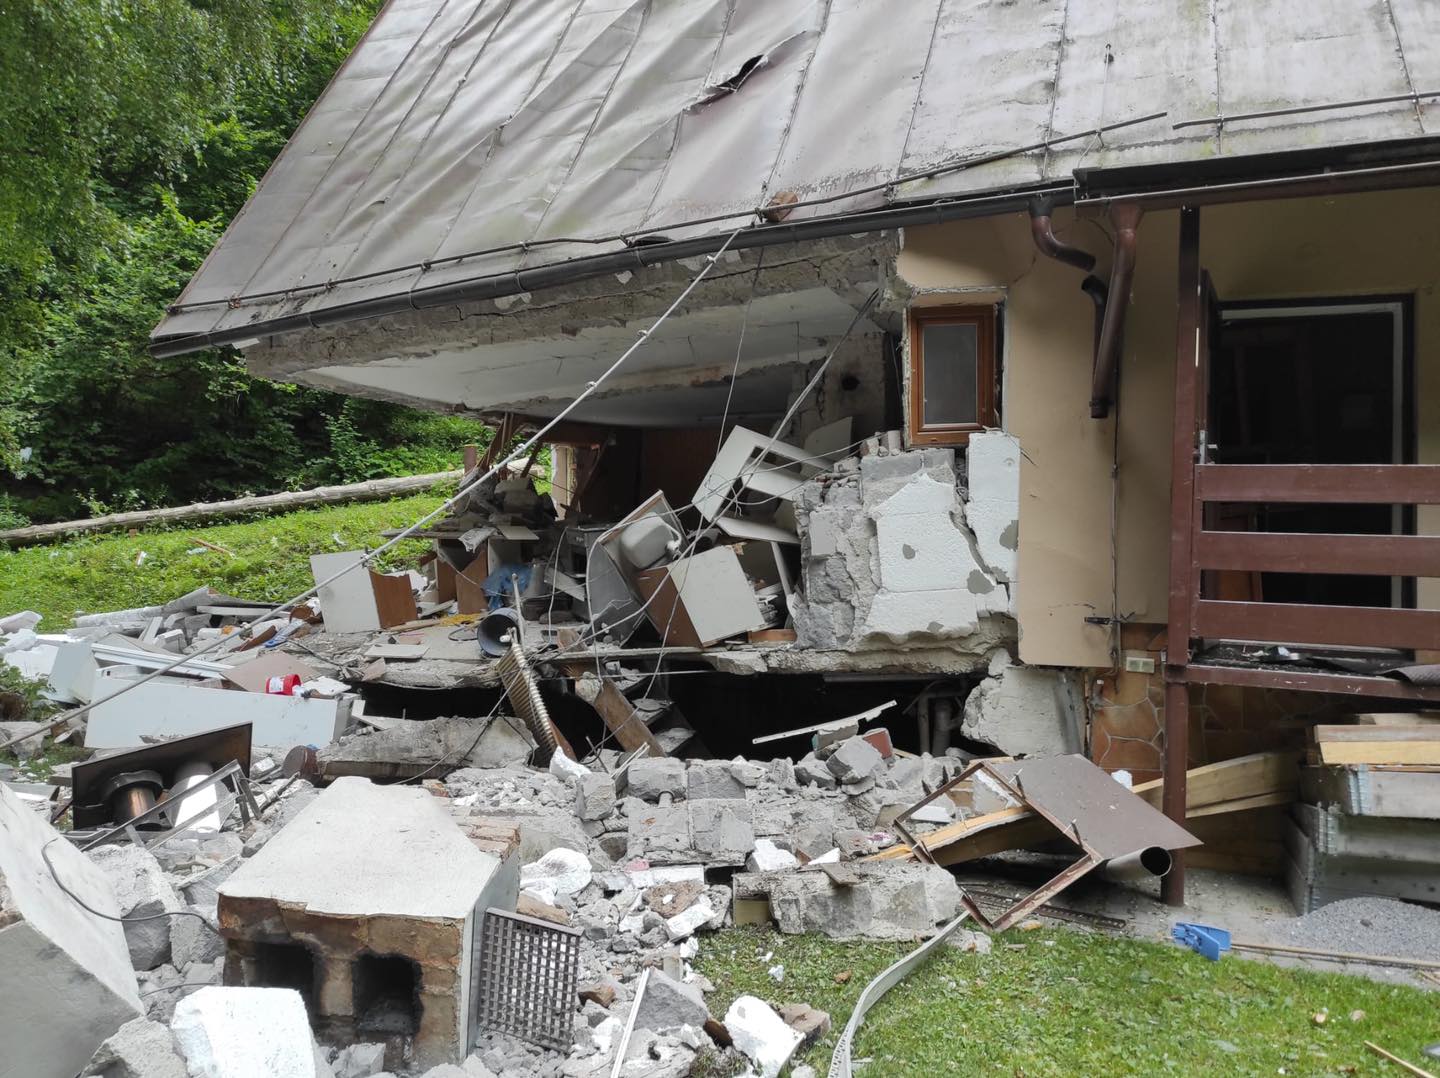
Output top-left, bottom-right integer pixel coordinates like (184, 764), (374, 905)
(907, 305), (998, 445)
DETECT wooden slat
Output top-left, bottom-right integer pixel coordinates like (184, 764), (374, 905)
(1196, 464), (1440, 505)
(1314, 725), (1440, 742)
(1183, 662), (1440, 702)
(1194, 530), (1440, 577)
(1194, 600), (1440, 651)
(1320, 741), (1440, 765)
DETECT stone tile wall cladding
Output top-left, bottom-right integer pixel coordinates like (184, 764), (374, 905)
(1088, 624), (1348, 782)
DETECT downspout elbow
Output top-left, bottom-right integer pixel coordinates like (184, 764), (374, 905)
(1090, 203), (1143, 419)
(1028, 197), (1097, 272)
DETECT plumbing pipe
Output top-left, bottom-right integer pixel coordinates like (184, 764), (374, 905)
(1100, 845), (1172, 883)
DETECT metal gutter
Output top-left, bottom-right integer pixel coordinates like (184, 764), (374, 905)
(147, 184), (1074, 358)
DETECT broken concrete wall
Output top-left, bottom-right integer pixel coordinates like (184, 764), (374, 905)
(0, 784), (144, 1078)
(961, 650), (1084, 758)
(790, 446), (1014, 655)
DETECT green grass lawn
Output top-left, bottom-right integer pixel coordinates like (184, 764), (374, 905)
(0, 491), (447, 630)
(697, 925), (1440, 1077)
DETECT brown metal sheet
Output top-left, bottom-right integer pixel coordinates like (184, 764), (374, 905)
(983, 755), (1201, 860)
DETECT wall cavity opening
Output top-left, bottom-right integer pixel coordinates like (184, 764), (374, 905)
(353, 953), (421, 1037)
(252, 942), (317, 1008)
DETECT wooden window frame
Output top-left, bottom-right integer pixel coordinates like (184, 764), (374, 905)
(907, 304), (998, 446)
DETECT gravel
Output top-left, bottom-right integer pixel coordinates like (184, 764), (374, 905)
(1263, 898), (1440, 961)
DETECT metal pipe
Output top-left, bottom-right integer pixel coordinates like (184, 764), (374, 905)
(1090, 203), (1142, 418)
(1099, 845), (1172, 882)
(1029, 196), (1110, 366)
(169, 761), (221, 833)
(1173, 89), (1440, 131)
(1028, 197), (1096, 271)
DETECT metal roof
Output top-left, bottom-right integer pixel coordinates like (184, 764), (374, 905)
(153, 0), (1440, 353)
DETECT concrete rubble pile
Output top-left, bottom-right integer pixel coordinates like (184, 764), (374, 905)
(0, 698), (979, 1077)
(0, 437), (1085, 1077)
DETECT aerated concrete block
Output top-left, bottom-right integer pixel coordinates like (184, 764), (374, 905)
(0, 784), (144, 1078)
(627, 758), (687, 801)
(686, 761), (746, 800)
(86, 843), (184, 970)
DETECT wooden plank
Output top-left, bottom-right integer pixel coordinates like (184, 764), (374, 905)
(1315, 724), (1440, 742)
(864, 806), (1049, 863)
(556, 664), (665, 758)
(1194, 600), (1440, 651)
(1132, 751), (1299, 810)
(1356, 712), (1440, 725)
(1185, 790), (1293, 817)
(1196, 464), (1440, 505)
(1367, 1041), (1440, 1078)
(1320, 741), (1440, 765)
(1194, 530), (1440, 577)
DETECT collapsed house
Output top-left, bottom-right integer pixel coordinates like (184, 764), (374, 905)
(9, 0), (1440, 1074)
(151, 0), (1440, 909)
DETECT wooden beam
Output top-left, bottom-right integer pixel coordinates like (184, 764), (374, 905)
(1196, 464), (1440, 505)
(1314, 725), (1440, 742)
(1162, 204), (1203, 907)
(1194, 600), (1440, 651)
(1183, 662), (1440, 702)
(1319, 741), (1440, 765)
(0, 470), (462, 547)
(1132, 750), (1300, 810)
(1194, 530), (1440, 577)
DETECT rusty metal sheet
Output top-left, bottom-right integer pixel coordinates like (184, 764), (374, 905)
(983, 755), (1201, 860)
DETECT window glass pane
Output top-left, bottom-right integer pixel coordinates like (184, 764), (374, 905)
(921, 322), (978, 426)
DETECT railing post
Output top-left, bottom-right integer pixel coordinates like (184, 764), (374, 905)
(1163, 205), (1203, 907)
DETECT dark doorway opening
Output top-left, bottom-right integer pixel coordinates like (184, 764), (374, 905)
(252, 942), (317, 1008)
(353, 953), (421, 1036)
(1208, 299), (1413, 609)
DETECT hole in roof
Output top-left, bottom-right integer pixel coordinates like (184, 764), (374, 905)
(696, 55), (765, 106)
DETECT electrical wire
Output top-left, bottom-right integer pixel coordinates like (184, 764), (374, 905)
(7, 229), (746, 754)
(163, 111), (1166, 317)
(580, 290), (881, 755)
(41, 839), (213, 927)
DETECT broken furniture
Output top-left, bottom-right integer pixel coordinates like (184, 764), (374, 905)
(310, 551), (418, 633)
(0, 783), (144, 1078)
(84, 670), (351, 749)
(692, 427), (816, 540)
(633, 546), (767, 648)
(69, 722), (258, 848)
(217, 778), (518, 1070)
(890, 755), (1200, 931)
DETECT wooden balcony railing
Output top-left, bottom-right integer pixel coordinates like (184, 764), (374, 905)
(1187, 464), (1440, 652)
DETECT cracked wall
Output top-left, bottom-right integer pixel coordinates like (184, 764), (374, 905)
(790, 445), (1015, 656)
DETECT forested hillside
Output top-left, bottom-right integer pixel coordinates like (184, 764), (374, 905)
(0, 1), (488, 526)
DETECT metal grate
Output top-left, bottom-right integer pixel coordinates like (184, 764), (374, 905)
(474, 907), (581, 1050)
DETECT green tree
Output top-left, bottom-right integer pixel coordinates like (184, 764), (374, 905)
(0, 0), (345, 271)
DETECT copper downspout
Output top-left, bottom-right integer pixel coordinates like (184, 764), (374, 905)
(1029, 197), (1109, 357)
(1090, 203), (1143, 418)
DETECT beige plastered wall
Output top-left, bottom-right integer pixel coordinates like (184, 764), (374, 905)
(897, 187), (1440, 668)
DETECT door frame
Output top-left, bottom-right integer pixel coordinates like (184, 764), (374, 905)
(1211, 295), (1416, 607)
